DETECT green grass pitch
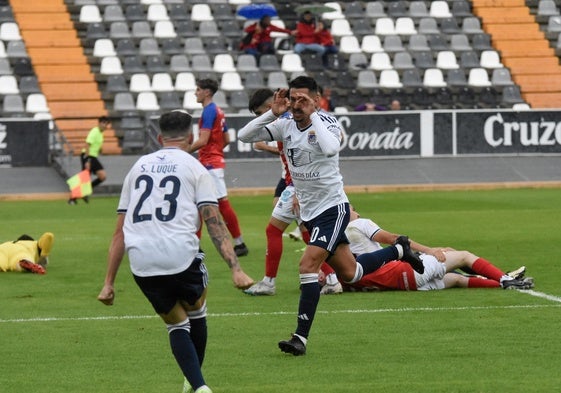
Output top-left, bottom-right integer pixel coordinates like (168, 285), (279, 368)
(1, 188), (560, 392)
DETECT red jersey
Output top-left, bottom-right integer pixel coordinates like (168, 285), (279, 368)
(345, 261), (418, 291)
(198, 102), (226, 169)
(242, 22), (292, 50)
(277, 141), (293, 186)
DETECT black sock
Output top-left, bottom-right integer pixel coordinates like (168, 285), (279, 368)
(356, 246), (399, 275)
(169, 328), (205, 390)
(91, 178), (103, 188)
(189, 317), (207, 366)
(295, 277), (320, 339)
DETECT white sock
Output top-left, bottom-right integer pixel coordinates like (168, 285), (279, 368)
(293, 333), (307, 345)
(263, 276), (275, 285)
(394, 244), (404, 258)
(326, 273), (338, 285)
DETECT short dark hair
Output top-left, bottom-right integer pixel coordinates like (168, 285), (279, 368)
(248, 88), (274, 113)
(98, 116), (110, 123)
(158, 110), (192, 139)
(289, 76), (319, 94)
(196, 78), (218, 95)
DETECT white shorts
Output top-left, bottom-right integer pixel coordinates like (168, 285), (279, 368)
(208, 168), (227, 199)
(414, 254), (447, 291)
(271, 186), (301, 225)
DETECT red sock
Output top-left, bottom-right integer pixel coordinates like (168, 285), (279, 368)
(471, 258), (505, 282)
(265, 223), (283, 278)
(468, 277), (500, 288)
(320, 262), (335, 275)
(218, 199), (241, 239)
(302, 230), (310, 244)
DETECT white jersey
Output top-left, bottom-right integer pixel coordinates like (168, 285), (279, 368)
(345, 218), (383, 255)
(118, 147), (218, 277)
(239, 110), (348, 222)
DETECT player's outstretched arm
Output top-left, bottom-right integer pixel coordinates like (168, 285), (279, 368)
(97, 214), (126, 305)
(200, 204), (255, 289)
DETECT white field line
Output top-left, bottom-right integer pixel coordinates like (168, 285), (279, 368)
(1, 290), (559, 324)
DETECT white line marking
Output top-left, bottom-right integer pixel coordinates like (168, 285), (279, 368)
(1, 303), (559, 324)
(521, 289), (561, 303)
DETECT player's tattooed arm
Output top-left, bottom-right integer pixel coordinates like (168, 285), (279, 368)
(200, 204), (255, 289)
(200, 204), (240, 269)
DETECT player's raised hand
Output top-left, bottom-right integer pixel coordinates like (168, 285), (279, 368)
(271, 88), (290, 117)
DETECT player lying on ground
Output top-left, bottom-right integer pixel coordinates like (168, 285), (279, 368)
(0, 232), (54, 275)
(320, 207), (533, 291)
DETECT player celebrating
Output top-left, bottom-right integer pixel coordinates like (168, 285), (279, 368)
(238, 76), (424, 355)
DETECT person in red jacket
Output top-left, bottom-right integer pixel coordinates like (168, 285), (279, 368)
(316, 20), (338, 66)
(293, 11), (325, 56)
(240, 15), (293, 59)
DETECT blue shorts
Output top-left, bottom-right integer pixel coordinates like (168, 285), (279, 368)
(303, 203), (350, 255)
(133, 256), (208, 315)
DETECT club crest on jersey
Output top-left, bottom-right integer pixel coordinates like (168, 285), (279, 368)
(308, 130), (317, 145)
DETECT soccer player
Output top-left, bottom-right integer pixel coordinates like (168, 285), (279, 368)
(238, 76), (424, 355)
(0, 232), (54, 274)
(243, 88), (341, 296)
(333, 206), (534, 291)
(69, 116), (111, 204)
(97, 110), (254, 393)
(187, 79), (249, 257)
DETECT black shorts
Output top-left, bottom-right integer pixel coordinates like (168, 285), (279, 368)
(133, 257), (208, 315)
(303, 203), (350, 254)
(274, 177), (287, 198)
(87, 156), (104, 173)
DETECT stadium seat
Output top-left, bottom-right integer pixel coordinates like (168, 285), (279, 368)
(423, 68), (446, 87)
(123, 55), (145, 73)
(281, 53), (304, 73)
(429, 1), (452, 18)
(436, 51), (459, 70)
(417, 17), (439, 34)
(124, 4), (144, 22)
(139, 38), (161, 56)
(339, 35), (362, 54)
(79, 5), (102, 23)
(158, 91), (181, 110)
(480, 50), (503, 69)
(379, 70), (403, 88)
(409, 1), (429, 18)
(321, 2), (344, 20)
(147, 4), (169, 21)
(198, 21), (220, 37)
(393, 51), (415, 70)
(0, 22), (21, 41)
(375, 18), (396, 35)
(191, 4), (214, 22)
(414, 51), (435, 69)
(236, 54), (258, 72)
(109, 22), (131, 39)
(460, 51), (480, 69)
(471, 33), (492, 51)
(154, 21), (177, 38)
(365, 2), (386, 18)
(356, 70), (377, 90)
(213, 53), (237, 73)
(131, 21), (153, 39)
(220, 71), (244, 91)
(351, 18), (374, 37)
(439, 17), (460, 34)
(175, 21), (197, 37)
(130, 73), (152, 93)
(369, 52), (393, 71)
(267, 71), (288, 89)
(103, 5), (125, 22)
(182, 90), (203, 111)
(395, 17), (416, 35)
(161, 37), (182, 55)
(93, 39), (116, 57)
(259, 54), (280, 72)
(229, 90), (249, 111)
(100, 56), (123, 75)
(330, 19), (353, 37)
(203, 36), (229, 55)
(183, 37), (206, 55)
(169, 55), (191, 73)
(6, 40), (28, 58)
(361, 35), (384, 53)
(446, 69), (468, 89)
(213, 89), (229, 110)
(462, 17), (483, 34)
(428, 33), (449, 51)
(450, 34), (472, 52)
(104, 75), (128, 97)
(18, 75), (41, 95)
(116, 39), (136, 56)
(501, 85), (524, 105)
(491, 68), (514, 87)
(468, 68), (492, 87)
(2, 94), (25, 114)
(174, 72), (197, 91)
(383, 35), (404, 52)
(0, 75), (18, 94)
(136, 92), (160, 111)
(407, 34), (430, 51)
(401, 69), (423, 88)
(146, 56), (167, 73)
(191, 54), (213, 73)
(348, 52), (369, 70)
(344, 2), (365, 19)
(451, 1), (472, 17)
(25, 93), (49, 114)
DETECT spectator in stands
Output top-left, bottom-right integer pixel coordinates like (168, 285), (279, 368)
(188, 79), (249, 257)
(354, 99), (401, 112)
(293, 11), (326, 57)
(319, 85), (334, 112)
(70, 116), (111, 205)
(316, 20), (338, 67)
(240, 15), (293, 59)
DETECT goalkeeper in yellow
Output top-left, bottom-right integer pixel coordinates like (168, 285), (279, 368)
(0, 232), (54, 274)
